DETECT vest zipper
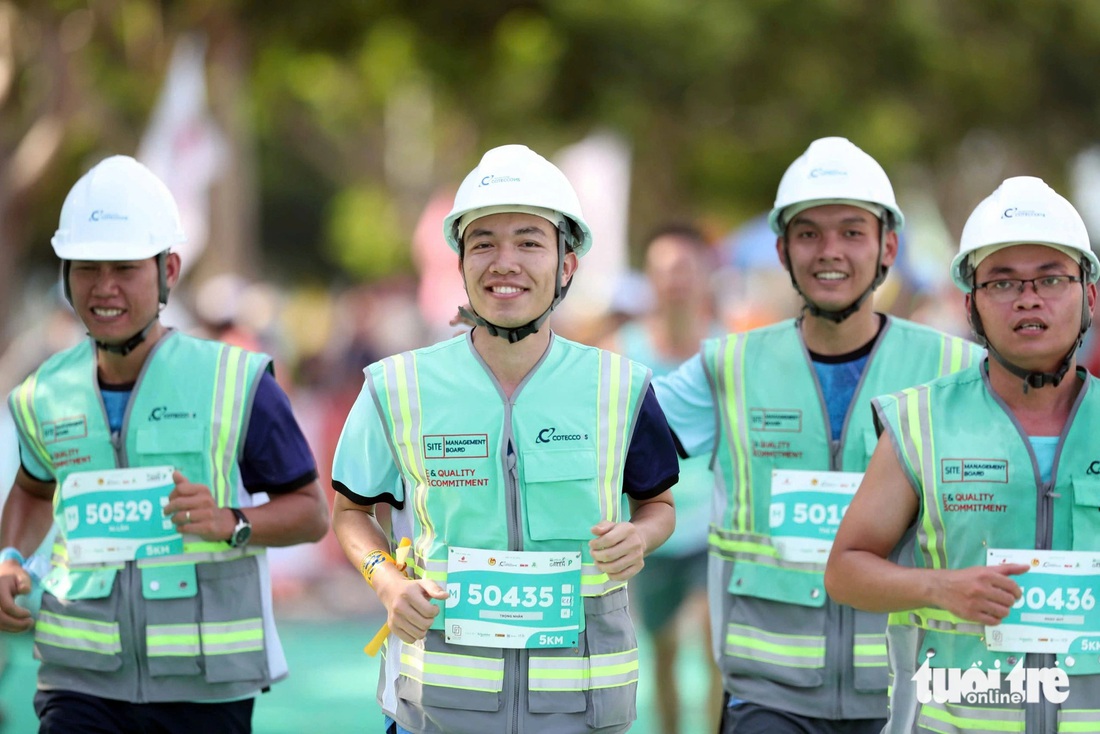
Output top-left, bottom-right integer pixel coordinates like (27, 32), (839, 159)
(506, 422), (523, 733)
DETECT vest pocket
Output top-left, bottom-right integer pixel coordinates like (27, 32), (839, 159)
(35, 581), (123, 673)
(146, 597), (203, 677)
(728, 558), (827, 608)
(135, 425), (208, 481)
(852, 611), (889, 692)
(722, 593), (825, 688)
(195, 556), (268, 684)
(522, 449), (600, 541)
(1071, 475), (1100, 552)
(582, 588), (638, 729)
(397, 632), (504, 712)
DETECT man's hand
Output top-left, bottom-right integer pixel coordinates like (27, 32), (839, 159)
(0, 561), (34, 633)
(163, 470), (234, 543)
(375, 572), (449, 643)
(933, 563), (1029, 626)
(589, 521), (646, 581)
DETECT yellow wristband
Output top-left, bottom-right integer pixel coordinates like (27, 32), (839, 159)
(359, 550), (396, 587)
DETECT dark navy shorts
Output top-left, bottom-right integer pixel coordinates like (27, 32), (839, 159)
(722, 697), (885, 734)
(34, 689), (254, 734)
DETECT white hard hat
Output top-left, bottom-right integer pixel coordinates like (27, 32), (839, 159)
(951, 176), (1099, 292)
(52, 155), (186, 261)
(443, 144), (593, 256)
(768, 137), (904, 235)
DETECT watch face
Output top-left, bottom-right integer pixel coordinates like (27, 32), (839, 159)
(233, 525), (252, 547)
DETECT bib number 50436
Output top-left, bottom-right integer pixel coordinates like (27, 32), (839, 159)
(1012, 587), (1096, 612)
(466, 584), (553, 608)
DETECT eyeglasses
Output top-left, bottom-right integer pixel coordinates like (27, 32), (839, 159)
(975, 275), (1083, 302)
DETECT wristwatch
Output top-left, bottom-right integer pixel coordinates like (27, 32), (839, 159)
(227, 508), (252, 548)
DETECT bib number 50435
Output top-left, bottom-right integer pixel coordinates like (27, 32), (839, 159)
(465, 584), (554, 608)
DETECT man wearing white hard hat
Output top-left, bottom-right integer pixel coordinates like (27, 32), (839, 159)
(0, 156), (329, 733)
(330, 144), (678, 734)
(827, 176), (1100, 731)
(654, 137), (981, 733)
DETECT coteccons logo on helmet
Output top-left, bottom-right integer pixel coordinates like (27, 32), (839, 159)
(1001, 207), (1046, 219)
(89, 210), (129, 222)
(479, 174), (521, 187)
(809, 167), (848, 179)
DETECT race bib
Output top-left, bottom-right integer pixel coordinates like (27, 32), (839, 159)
(444, 546), (583, 649)
(986, 548), (1100, 654)
(768, 469), (863, 563)
(60, 466), (182, 565)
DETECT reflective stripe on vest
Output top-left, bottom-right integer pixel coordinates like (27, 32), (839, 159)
(917, 700), (1025, 733)
(708, 528), (775, 563)
(10, 372), (51, 469)
(1060, 709), (1100, 732)
(900, 608), (984, 635)
(853, 633), (886, 668)
(711, 333), (753, 533)
(36, 610), (121, 656)
(374, 351), (435, 565)
(201, 618), (264, 654)
(596, 350), (634, 527)
(724, 623), (825, 669)
(528, 649), (640, 692)
(146, 623), (201, 656)
(209, 344), (256, 508)
(399, 644), (505, 693)
(891, 385), (950, 571)
(146, 618), (264, 658)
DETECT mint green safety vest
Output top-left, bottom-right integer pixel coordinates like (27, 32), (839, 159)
(874, 365), (1100, 734)
(613, 320), (716, 557)
(702, 316), (981, 720)
(367, 333), (650, 734)
(8, 332), (281, 703)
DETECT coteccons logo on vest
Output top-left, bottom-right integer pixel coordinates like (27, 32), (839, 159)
(911, 659), (1069, 705)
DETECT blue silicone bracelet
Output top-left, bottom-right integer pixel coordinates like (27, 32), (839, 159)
(0, 547), (25, 566)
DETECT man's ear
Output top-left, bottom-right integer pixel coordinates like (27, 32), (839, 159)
(165, 252), (182, 288)
(775, 236), (789, 270)
(880, 229), (899, 268)
(561, 251), (579, 288)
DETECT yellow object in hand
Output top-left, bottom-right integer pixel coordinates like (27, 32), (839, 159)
(364, 537), (413, 657)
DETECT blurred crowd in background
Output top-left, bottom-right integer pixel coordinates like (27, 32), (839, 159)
(5, 5), (1100, 730)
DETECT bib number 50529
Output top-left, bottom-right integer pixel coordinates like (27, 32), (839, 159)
(85, 499), (155, 525)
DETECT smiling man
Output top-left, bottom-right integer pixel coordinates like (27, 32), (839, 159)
(0, 156), (329, 733)
(826, 176), (1100, 732)
(330, 144), (678, 734)
(653, 137), (982, 734)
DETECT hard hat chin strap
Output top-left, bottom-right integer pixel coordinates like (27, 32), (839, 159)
(459, 225), (572, 344)
(93, 315), (160, 356)
(784, 217), (890, 324)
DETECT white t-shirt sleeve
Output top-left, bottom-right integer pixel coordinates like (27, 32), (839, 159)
(651, 353), (718, 459)
(331, 382), (403, 504)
